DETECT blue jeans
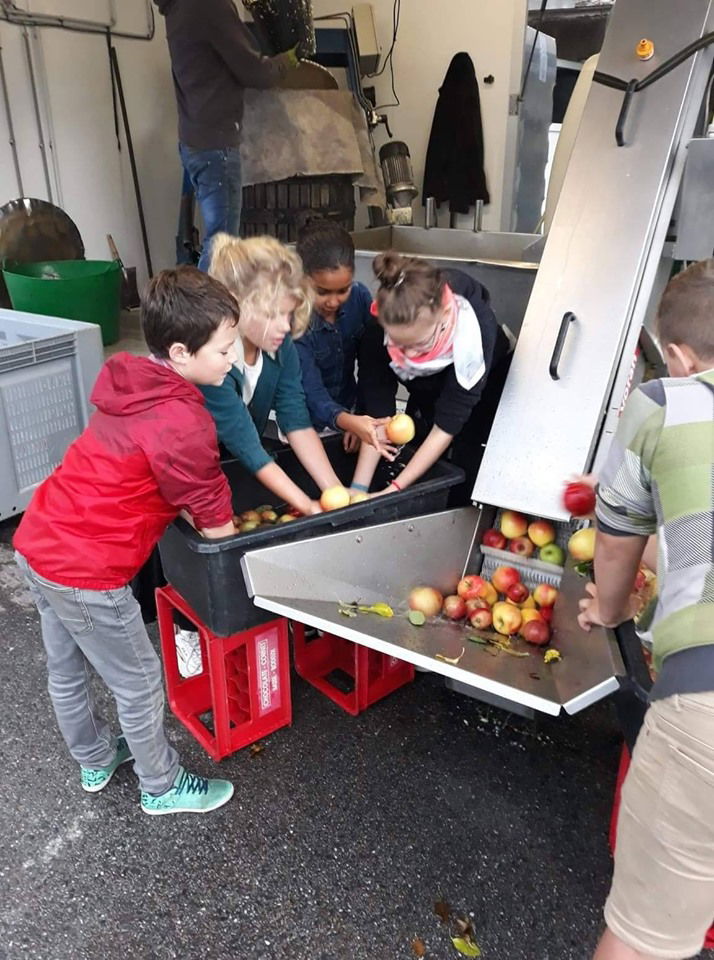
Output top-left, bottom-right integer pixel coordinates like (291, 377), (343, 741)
(178, 143), (242, 272)
(16, 552), (180, 796)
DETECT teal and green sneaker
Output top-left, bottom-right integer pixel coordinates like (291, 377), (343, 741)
(140, 766), (234, 816)
(80, 736), (133, 793)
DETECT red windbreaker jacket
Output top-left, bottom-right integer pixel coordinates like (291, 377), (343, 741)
(14, 353), (234, 589)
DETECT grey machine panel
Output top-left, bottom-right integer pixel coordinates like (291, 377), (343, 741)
(241, 509), (623, 717)
(474, 0), (714, 520)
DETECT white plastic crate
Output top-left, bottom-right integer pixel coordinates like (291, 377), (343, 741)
(0, 308), (103, 520)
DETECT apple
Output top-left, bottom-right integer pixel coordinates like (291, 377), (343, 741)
(539, 543), (565, 567)
(482, 528), (507, 550)
(492, 601), (522, 636)
(479, 582), (499, 606)
(528, 520), (555, 547)
(457, 574), (484, 600)
(408, 586), (443, 618)
(320, 485), (351, 511)
(509, 537), (535, 558)
(386, 413), (416, 445)
(260, 510), (278, 524)
(491, 565), (521, 594)
(540, 606), (553, 624)
(277, 514), (296, 523)
(350, 492), (369, 504)
(239, 520), (260, 533)
(520, 594), (537, 609)
(520, 608), (543, 628)
(568, 527), (596, 562)
(443, 595), (467, 620)
(533, 583), (559, 607)
(507, 582), (530, 605)
(500, 510), (528, 539)
(522, 619), (551, 647)
(469, 607), (493, 630)
(465, 598), (488, 616)
(241, 510), (261, 523)
(563, 481), (596, 517)
(634, 569), (647, 592)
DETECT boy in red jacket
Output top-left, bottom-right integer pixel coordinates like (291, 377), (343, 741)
(14, 266), (239, 816)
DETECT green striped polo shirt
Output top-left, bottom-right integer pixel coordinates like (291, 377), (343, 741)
(596, 370), (714, 695)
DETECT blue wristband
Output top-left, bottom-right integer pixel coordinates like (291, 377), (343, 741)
(351, 482), (369, 492)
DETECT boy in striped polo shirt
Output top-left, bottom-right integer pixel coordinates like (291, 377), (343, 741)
(579, 258), (714, 960)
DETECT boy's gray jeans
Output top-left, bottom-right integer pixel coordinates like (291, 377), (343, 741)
(15, 552), (180, 795)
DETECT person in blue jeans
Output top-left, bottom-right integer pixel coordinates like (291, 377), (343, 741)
(155, 0), (298, 269)
(294, 220), (395, 469)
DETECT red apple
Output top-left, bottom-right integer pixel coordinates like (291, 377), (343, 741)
(469, 607), (493, 630)
(492, 601), (522, 636)
(500, 510), (528, 539)
(528, 520), (556, 547)
(520, 608), (543, 629)
(443, 595), (467, 620)
(506, 581), (530, 604)
(482, 528), (507, 550)
(465, 598), (489, 616)
(509, 536), (536, 558)
(563, 482), (596, 517)
(457, 574), (485, 600)
(533, 583), (559, 608)
(522, 619), (551, 647)
(408, 586), (443, 618)
(539, 606), (554, 624)
(491, 565), (521, 594)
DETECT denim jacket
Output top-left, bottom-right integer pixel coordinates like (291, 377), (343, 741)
(294, 282), (372, 431)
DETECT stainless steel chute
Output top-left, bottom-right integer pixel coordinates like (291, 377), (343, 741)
(242, 509), (623, 717)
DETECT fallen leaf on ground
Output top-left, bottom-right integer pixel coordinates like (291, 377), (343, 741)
(434, 898), (452, 923)
(249, 742), (265, 758)
(544, 648), (562, 663)
(411, 936), (427, 957)
(435, 647), (465, 666)
(409, 610), (426, 627)
(451, 936), (481, 957)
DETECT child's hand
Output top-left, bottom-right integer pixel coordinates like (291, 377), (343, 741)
(343, 431), (360, 454)
(348, 415), (399, 459)
(577, 582), (640, 631)
(305, 500), (323, 515)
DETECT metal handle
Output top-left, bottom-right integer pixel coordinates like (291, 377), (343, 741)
(615, 78), (638, 146)
(549, 311), (576, 380)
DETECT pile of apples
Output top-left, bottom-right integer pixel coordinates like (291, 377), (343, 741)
(482, 510), (565, 567)
(408, 565), (558, 647)
(233, 505), (298, 534)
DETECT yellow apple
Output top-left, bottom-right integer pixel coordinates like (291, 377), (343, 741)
(492, 601), (522, 636)
(568, 527), (596, 562)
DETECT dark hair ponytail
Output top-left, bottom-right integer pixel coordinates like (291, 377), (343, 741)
(296, 219), (355, 275)
(373, 251), (445, 327)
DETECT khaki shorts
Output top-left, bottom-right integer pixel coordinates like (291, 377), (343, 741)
(606, 692), (714, 959)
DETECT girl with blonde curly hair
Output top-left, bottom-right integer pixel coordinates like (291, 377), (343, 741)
(202, 233), (342, 515)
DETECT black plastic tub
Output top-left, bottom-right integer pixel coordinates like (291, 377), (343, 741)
(159, 435), (463, 636)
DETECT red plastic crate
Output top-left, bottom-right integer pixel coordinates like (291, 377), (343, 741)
(292, 622), (415, 716)
(156, 585), (292, 761)
(610, 743), (714, 949)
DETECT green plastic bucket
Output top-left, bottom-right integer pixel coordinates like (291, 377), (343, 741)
(3, 259), (122, 346)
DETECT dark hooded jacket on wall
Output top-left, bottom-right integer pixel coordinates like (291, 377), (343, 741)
(422, 52), (489, 214)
